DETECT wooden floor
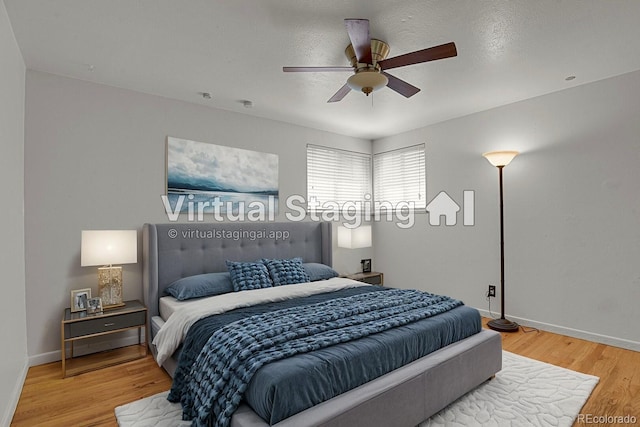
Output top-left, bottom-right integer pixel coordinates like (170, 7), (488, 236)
(11, 320), (640, 427)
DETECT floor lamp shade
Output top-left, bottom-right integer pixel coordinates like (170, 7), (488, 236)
(482, 151), (519, 167)
(483, 151), (519, 333)
(81, 230), (137, 308)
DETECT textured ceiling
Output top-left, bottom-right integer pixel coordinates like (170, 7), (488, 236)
(5, 0), (640, 139)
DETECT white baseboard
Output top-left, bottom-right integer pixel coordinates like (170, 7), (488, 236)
(29, 332), (146, 367)
(476, 309), (640, 352)
(1, 358), (29, 427)
(29, 349), (61, 367)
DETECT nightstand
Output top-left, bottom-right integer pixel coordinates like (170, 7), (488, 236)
(345, 271), (384, 286)
(61, 299), (147, 378)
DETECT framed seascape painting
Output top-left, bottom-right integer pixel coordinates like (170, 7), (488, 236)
(165, 137), (279, 217)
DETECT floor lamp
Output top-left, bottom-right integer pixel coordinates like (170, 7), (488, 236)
(483, 150), (519, 332)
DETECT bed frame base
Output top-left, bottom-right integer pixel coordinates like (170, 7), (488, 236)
(230, 329), (502, 427)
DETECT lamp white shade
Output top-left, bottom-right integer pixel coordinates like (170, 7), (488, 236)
(81, 230), (137, 266)
(347, 71), (388, 95)
(337, 225), (372, 249)
(482, 150), (519, 167)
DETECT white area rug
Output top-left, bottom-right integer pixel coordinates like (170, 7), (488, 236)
(115, 351), (598, 427)
(421, 352), (598, 427)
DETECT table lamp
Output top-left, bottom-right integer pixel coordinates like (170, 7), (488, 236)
(338, 225), (373, 273)
(81, 230), (137, 309)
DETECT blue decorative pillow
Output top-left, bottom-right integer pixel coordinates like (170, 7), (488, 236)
(303, 263), (339, 281)
(226, 260), (273, 292)
(164, 272), (234, 301)
(263, 257), (311, 286)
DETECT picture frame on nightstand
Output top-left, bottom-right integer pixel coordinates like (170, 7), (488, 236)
(361, 258), (372, 273)
(70, 288), (91, 313)
(86, 297), (103, 315)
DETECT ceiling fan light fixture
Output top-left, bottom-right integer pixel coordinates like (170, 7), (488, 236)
(347, 70), (388, 96)
(283, 19), (457, 103)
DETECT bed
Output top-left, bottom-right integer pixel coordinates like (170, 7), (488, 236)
(143, 222), (502, 427)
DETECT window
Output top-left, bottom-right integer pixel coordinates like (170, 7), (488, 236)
(307, 144), (371, 211)
(373, 144), (426, 210)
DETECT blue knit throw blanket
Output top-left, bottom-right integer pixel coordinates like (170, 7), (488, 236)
(169, 289), (463, 427)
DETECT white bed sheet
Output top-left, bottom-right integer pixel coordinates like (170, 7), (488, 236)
(159, 295), (184, 321)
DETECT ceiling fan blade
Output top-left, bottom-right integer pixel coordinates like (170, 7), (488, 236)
(283, 66), (353, 72)
(345, 19), (372, 64)
(383, 72), (421, 98)
(379, 42), (457, 70)
(327, 84), (351, 103)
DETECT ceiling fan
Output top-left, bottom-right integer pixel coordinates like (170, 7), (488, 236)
(283, 19), (457, 103)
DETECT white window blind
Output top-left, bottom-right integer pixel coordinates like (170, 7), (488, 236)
(307, 144), (372, 210)
(373, 144), (426, 209)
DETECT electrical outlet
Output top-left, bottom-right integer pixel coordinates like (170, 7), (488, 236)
(488, 285), (496, 297)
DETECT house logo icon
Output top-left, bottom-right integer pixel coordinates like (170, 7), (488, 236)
(426, 191), (475, 226)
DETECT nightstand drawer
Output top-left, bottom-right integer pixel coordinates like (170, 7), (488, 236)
(66, 311), (145, 338)
(361, 275), (382, 285)
(344, 272), (384, 286)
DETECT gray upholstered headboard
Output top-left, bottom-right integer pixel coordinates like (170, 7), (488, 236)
(143, 222), (332, 324)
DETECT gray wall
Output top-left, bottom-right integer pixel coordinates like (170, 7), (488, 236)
(373, 70), (640, 349)
(0, 1), (27, 424)
(24, 70), (372, 362)
(20, 45), (640, 368)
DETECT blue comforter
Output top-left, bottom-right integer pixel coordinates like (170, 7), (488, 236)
(169, 286), (480, 427)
